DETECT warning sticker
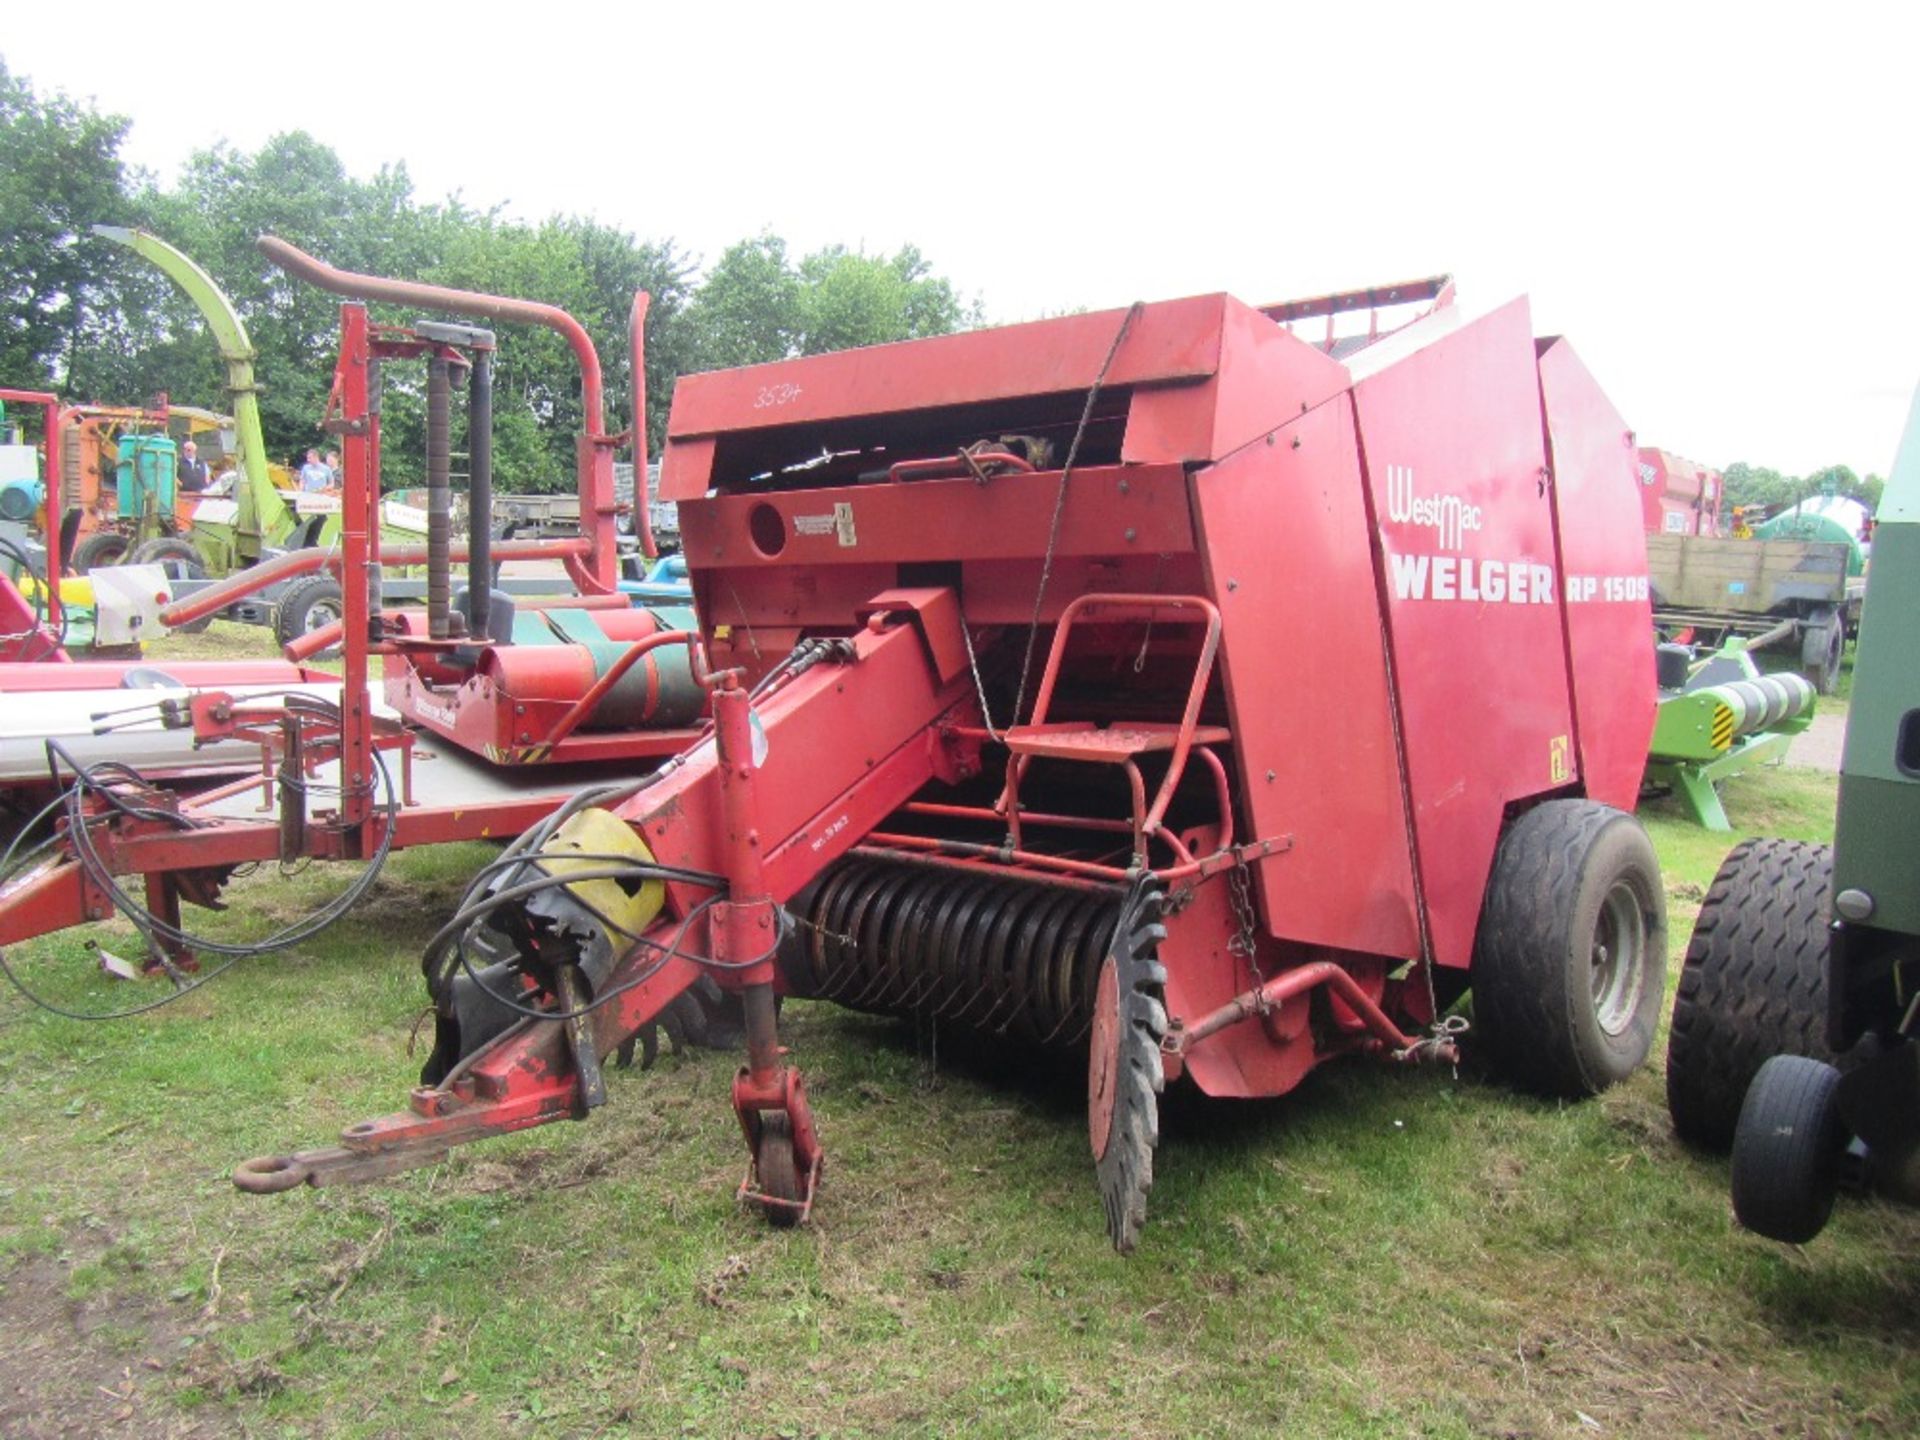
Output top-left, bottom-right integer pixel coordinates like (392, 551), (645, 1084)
(792, 502), (857, 546)
(1549, 734), (1572, 784)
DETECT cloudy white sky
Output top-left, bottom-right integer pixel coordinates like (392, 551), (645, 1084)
(7, 2), (1915, 477)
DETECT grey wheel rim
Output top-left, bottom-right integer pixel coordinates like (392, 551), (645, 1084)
(304, 599), (342, 633)
(1592, 880), (1647, 1036)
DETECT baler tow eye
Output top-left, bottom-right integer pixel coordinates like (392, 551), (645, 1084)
(232, 1154), (313, 1193)
(232, 1142), (452, 1193)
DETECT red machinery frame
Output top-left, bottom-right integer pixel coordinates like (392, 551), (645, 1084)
(0, 388), (67, 661)
(0, 259), (689, 958)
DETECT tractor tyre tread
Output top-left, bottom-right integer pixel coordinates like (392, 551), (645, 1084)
(1665, 839), (1834, 1150)
(70, 530), (131, 574)
(273, 574), (346, 649)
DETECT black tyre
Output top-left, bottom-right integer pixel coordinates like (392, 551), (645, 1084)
(1731, 1055), (1846, 1243)
(128, 537), (213, 634)
(1666, 839), (1833, 1150)
(1472, 800), (1668, 1097)
(755, 1111), (801, 1228)
(70, 529), (130, 574)
(273, 575), (345, 651)
(1801, 618), (1844, 696)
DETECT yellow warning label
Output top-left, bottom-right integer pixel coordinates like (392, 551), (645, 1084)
(1549, 734), (1572, 784)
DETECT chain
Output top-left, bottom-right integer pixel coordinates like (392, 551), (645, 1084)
(1226, 861), (1262, 990)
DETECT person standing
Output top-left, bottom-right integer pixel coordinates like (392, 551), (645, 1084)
(298, 448), (333, 493)
(178, 438), (210, 492)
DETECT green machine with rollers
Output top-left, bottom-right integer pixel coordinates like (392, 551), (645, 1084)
(1646, 642), (1818, 829)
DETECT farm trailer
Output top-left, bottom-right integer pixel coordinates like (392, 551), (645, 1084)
(165, 250), (1671, 1250)
(1645, 528), (1861, 695)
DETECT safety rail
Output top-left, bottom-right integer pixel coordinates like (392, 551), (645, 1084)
(997, 593), (1227, 860)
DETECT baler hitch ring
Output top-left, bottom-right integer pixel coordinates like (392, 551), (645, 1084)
(232, 1154), (323, 1193)
(233, 1142), (452, 1192)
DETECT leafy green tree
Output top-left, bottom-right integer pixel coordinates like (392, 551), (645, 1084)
(1721, 461), (1794, 511)
(795, 243), (976, 355)
(0, 59), (139, 391)
(684, 234), (803, 370)
(2, 98), (983, 499)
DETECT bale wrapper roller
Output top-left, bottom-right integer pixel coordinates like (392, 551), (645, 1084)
(239, 273), (1665, 1250)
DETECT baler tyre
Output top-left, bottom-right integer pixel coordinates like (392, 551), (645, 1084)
(71, 530), (130, 574)
(128, 537), (214, 633)
(755, 1111), (801, 1229)
(1665, 839), (1834, 1150)
(1472, 801), (1667, 1098)
(274, 575), (345, 651)
(1730, 1055), (1846, 1243)
(1088, 885), (1168, 1254)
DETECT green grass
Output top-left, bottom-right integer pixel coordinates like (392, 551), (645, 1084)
(2, 638), (1915, 1436)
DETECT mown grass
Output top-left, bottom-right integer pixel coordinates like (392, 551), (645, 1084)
(1, 637), (1914, 1437)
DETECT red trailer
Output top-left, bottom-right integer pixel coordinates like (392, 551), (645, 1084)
(200, 254), (1664, 1250)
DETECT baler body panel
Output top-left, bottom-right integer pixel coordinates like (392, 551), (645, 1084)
(661, 288), (1648, 1023)
(1189, 394), (1420, 960)
(661, 295), (1353, 500)
(1350, 299), (1576, 972)
(1537, 338), (1658, 810)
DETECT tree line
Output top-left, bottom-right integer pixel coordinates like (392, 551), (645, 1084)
(1, 57), (980, 492)
(1721, 461), (1884, 519)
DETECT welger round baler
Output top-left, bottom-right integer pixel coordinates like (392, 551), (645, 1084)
(238, 268), (1662, 1252)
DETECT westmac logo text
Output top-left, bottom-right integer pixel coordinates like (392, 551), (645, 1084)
(1384, 464), (1482, 552)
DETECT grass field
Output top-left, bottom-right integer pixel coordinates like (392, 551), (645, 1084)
(1, 634), (1914, 1438)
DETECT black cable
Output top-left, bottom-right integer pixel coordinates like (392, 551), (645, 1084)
(50, 737), (399, 959)
(421, 861), (724, 997)
(0, 786), (246, 1020)
(449, 893), (725, 1023)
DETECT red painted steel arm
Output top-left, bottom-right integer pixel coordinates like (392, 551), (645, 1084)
(237, 604), (984, 1191)
(0, 388), (64, 646)
(631, 291), (657, 561)
(258, 237), (607, 435)
(258, 237), (622, 594)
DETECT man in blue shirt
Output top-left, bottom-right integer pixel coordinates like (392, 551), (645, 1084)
(298, 449), (333, 492)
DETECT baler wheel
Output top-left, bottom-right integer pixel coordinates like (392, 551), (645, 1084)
(1088, 886), (1169, 1254)
(1472, 801), (1667, 1098)
(755, 1111), (802, 1228)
